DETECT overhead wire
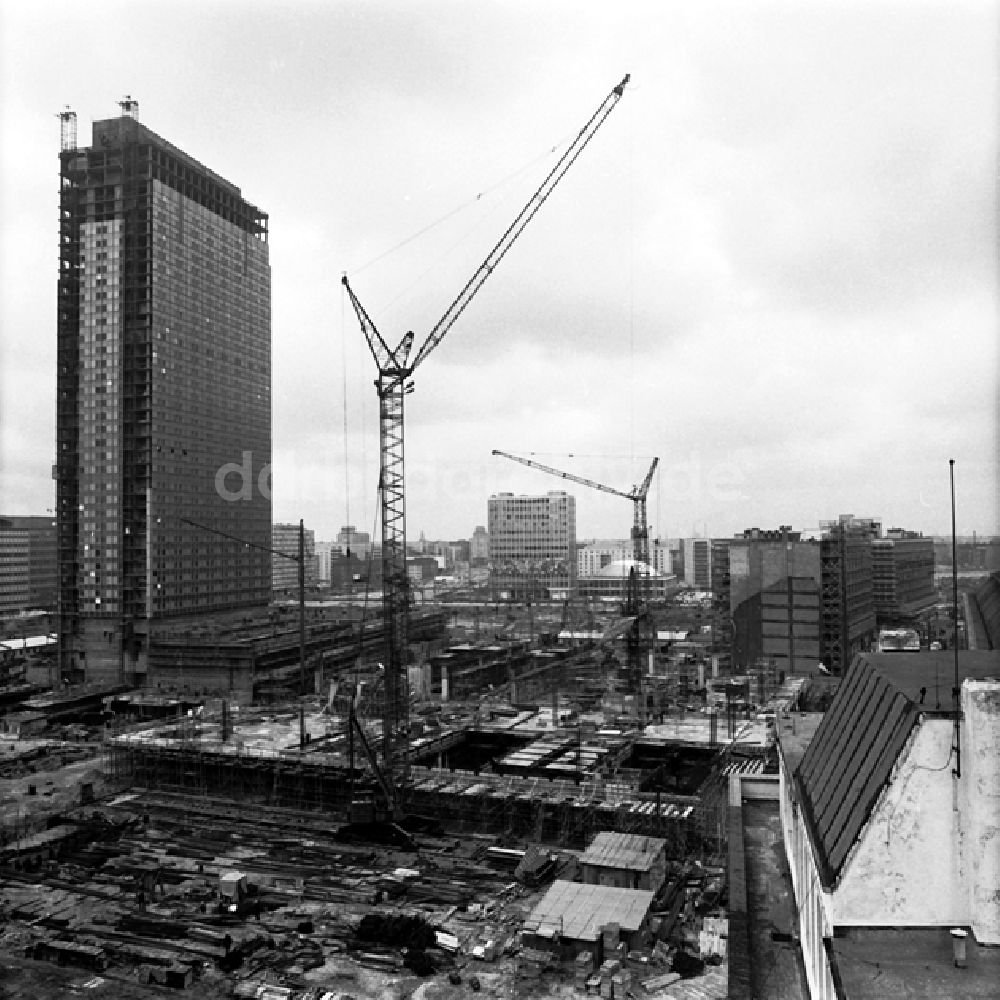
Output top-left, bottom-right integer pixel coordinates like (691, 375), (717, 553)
(345, 134), (581, 335)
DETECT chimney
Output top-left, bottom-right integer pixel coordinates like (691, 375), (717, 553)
(950, 928), (967, 968)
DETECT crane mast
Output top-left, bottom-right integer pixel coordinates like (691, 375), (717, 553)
(342, 74), (629, 818)
(492, 449), (659, 722)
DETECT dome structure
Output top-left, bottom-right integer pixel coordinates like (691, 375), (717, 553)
(593, 558), (662, 579)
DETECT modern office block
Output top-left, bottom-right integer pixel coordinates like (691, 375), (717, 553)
(488, 492), (576, 601)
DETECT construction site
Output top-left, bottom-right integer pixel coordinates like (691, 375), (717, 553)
(0, 575), (810, 1000)
(3, 74), (800, 999)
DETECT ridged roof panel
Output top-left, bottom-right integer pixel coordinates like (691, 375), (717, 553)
(795, 654), (917, 886)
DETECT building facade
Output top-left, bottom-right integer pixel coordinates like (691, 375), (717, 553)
(470, 525), (489, 567)
(271, 523), (317, 596)
(0, 516), (58, 615)
(710, 538), (732, 670)
(728, 527), (822, 675)
(314, 540), (334, 585)
(682, 537), (712, 589)
(488, 492), (576, 601)
(819, 515), (879, 673)
(578, 539), (629, 578)
(335, 524), (371, 560)
(872, 529), (936, 625)
(56, 104), (271, 683)
(650, 539), (673, 576)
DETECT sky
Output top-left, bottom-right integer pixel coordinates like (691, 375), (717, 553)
(1, 0), (997, 546)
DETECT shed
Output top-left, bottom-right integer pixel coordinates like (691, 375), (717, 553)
(0, 711), (47, 739)
(523, 879), (654, 960)
(219, 870), (248, 899)
(579, 831), (668, 892)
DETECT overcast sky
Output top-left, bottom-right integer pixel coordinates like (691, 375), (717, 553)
(1, 1), (997, 545)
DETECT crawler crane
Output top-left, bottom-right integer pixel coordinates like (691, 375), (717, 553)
(342, 74), (629, 818)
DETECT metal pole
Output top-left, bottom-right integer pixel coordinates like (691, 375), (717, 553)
(950, 461), (960, 660)
(299, 518), (306, 750)
(53, 510), (61, 691)
(950, 460), (961, 779)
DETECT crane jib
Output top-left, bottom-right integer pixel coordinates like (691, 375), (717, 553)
(340, 73), (630, 819)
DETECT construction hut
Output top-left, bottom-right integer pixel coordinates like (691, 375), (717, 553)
(579, 831), (668, 893)
(0, 711), (47, 739)
(523, 879), (654, 961)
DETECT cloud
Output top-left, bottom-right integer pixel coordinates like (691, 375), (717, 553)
(1, 1), (996, 544)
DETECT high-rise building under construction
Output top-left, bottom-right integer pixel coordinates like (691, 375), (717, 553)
(55, 101), (271, 684)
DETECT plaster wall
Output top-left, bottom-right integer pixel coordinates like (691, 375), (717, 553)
(962, 680), (1000, 944)
(834, 719), (966, 927)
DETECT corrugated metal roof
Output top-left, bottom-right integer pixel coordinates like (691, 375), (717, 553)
(526, 879), (655, 942)
(578, 831), (666, 872)
(795, 655), (917, 886)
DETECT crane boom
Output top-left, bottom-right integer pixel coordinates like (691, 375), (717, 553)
(410, 74), (630, 371)
(491, 449), (633, 500)
(492, 450), (657, 504)
(341, 74), (630, 818)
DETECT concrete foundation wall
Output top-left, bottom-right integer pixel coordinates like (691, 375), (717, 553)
(148, 660), (254, 695)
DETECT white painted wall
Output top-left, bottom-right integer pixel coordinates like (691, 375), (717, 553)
(961, 680), (1000, 944)
(779, 745), (837, 1000)
(834, 719), (967, 927)
(779, 674), (1000, 1000)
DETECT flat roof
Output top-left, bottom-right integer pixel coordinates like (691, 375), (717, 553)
(832, 927), (1000, 998)
(864, 650), (999, 709)
(0, 634), (56, 650)
(579, 831), (666, 872)
(526, 880), (654, 942)
(775, 712), (824, 774)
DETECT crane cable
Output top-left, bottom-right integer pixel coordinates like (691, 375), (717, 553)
(347, 134), (575, 280)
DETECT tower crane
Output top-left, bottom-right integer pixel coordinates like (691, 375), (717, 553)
(491, 451), (658, 568)
(491, 450), (659, 721)
(342, 74), (629, 818)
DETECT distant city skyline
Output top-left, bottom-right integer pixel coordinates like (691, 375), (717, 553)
(2, 3), (996, 544)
